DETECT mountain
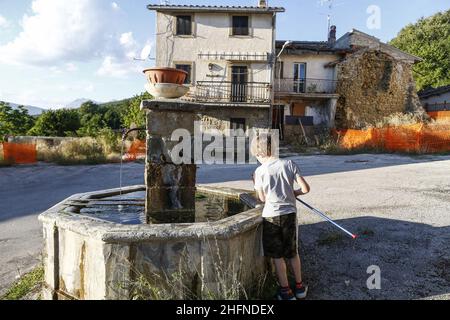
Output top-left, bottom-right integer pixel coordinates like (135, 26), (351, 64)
(3, 102), (46, 116)
(66, 98), (101, 109)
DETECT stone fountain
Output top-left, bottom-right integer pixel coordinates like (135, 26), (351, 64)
(39, 73), (267, 300)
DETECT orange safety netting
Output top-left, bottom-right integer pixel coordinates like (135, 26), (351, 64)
(124, 139), (146, 161)
(2, 142), (37, 164)
(336, 124), (450, 153)
(428, 111), (450, 121)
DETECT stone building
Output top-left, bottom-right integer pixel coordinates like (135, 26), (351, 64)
(148, 2), (284, 134)
(275, 28), (424, 137)
(147, 2), (424, 141)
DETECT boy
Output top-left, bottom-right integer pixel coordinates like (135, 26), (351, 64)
(251, 134), (310, 300)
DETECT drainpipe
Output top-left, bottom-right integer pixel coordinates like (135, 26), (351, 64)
(272, 40), (292, 140)
(269, 12), (277, 131)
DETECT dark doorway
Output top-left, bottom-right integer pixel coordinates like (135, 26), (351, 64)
(272, 105), (285, 140)
(231, 66), (248, 102)
(230, 118), (246, 131)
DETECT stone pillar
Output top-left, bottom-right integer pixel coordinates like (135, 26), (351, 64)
(141, 100), (199, 224)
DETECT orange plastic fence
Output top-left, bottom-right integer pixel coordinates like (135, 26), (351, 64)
(2, 142), (37, 164)
(427, 111), (450, 121)
(124, 139), (146, 161)
(336, 124), (450, 153)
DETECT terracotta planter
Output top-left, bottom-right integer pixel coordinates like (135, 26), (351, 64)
(143, 67), (188, 85)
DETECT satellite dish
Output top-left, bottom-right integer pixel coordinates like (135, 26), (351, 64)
(140, 44), (152, 61)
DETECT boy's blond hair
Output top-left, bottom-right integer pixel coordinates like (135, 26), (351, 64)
(251, 133), (273, 158)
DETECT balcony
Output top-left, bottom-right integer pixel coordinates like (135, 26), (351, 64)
(275, 78), (338, 97)
(191, 81), (271, 105)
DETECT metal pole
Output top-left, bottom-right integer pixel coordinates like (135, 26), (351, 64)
(296, 198), (357, 239)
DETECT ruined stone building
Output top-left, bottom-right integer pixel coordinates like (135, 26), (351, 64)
(276, 28), (424, 137)
(147, 2), (424, 141)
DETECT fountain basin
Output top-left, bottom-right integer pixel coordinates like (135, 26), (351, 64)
(39, 185), (266, 300)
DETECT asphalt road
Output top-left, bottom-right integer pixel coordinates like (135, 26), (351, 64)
(1, 154), (449, 299)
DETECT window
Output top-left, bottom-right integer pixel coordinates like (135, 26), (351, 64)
(176, 15), (192, 36)
(293, 63), (307, 93)
(232, 16), (249, 36)
(230, 118), (246, 131)
(175, 64), (192, 84)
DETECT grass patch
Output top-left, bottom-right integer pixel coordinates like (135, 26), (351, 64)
(37, 137), (121, 165)
(195, 193), (208, 200)
(1, 266), (44, 300)
(0, 159), (13, 167)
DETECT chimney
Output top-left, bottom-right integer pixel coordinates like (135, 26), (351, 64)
(258, 0), (268, 8)
(328, 25), (337, 44)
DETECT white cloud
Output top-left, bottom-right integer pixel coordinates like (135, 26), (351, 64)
(0, 15), (9, 28)
(85, 84), (94, 93)
(96, 32), (151, 78)
(0, 0), (116, 66)
(111, 2), (120, 11)
(65, 63), (78, 72)
(0, 0), (152, 79)
(120, 32), (136, 48)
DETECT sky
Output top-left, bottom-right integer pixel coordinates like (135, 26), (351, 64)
(0, 0), (449, 109)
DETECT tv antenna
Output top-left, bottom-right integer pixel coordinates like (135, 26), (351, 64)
(318, 0), (345, 33)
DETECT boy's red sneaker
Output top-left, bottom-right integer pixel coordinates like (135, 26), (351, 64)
(277, 287), (296, 300)
(294, 282), (308, 300)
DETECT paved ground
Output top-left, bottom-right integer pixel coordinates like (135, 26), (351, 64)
(1, 154), (449, 299)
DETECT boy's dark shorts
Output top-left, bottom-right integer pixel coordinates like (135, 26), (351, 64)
(262, 212), (298, 259)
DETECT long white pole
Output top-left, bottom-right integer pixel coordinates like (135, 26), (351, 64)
(296, 198), (357, 239)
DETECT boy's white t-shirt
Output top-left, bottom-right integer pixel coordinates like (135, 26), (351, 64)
(254, 158), (302, 218)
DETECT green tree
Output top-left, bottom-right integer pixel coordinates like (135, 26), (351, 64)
(390, 10), (450, 90)
(103, 108), (122, 130)
(28, 109), (80, 137)
(0, 102), (35, 140)
(122, 92), (152, 129)
(77, 114), (104, 137)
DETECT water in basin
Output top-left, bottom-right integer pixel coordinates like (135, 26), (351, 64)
(77, 191), (249, 225)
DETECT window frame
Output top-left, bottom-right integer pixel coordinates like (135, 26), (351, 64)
(230, 15), (251, 37)
(174, 62), (194, 85)
(175, 14), (194, 37)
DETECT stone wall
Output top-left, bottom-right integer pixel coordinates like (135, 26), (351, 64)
(39, 186), (266, 300)
(200, 106), (270, 133)
(335, 49), (424, 129)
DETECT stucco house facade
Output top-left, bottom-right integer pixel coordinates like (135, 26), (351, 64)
(147, 2), (423, 141)
(148, 2), (283, 134)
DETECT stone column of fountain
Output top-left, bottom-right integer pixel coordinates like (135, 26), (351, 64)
(144, 100), (197, 224)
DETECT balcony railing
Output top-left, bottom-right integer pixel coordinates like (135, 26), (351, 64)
(275, 78), (337, 95)
(193, 81), (271, 104)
